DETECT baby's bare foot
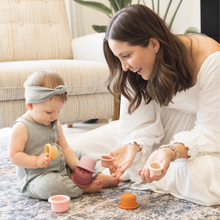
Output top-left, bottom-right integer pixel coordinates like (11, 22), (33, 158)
(95, 173), (122, 188)
(83, 180), (103, 194)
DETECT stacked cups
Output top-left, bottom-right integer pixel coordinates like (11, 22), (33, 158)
(71, 156), (96, 188)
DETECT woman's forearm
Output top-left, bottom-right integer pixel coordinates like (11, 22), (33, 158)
(160, 143), (190, 161)
(133, 142), (142, 153)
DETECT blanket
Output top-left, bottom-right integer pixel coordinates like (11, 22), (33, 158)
(1, 128), (220, 220)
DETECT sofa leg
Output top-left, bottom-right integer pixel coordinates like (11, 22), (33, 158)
(112, 95), (120, 121)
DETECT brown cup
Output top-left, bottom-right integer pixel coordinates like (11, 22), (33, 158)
(100, 155), (114, 168)
(44, 144), (59, 160)
(71, 167), (93, 188)
(118, 193), (139, 209)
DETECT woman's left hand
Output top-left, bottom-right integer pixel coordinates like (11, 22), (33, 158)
(138, 148), (173, 183)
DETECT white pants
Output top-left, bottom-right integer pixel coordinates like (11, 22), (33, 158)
(66, 120), (220, 206)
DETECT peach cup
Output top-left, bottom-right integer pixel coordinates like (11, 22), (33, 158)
(48, 195), (70, 213)
(148, 161), (164, 176)
(100, 155), (114, 168)
(118, 193), (139, 210)
(44, 144), (59, 160)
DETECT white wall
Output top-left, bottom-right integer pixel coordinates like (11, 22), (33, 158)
(71, 0), (200, 36)
(79, 0), (110, 36)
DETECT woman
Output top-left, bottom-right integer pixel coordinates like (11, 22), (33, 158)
(68, 4), (220, 206)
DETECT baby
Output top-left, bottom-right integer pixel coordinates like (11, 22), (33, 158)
(8, 70), (121, 200)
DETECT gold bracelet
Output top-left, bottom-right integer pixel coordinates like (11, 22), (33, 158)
(159, 144), (180, 162)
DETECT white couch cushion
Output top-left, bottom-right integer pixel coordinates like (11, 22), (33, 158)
(0, 59), (109, 101)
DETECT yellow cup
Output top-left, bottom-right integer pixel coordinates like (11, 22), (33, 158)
(44, 144), (59, 160)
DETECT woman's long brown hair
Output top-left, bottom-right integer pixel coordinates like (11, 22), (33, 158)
(104, 4), (192, 114)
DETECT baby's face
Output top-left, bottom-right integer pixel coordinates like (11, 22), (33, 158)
(30, 97), (65, 126)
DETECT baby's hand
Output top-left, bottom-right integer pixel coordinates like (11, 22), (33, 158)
(37, 153), (51, 168)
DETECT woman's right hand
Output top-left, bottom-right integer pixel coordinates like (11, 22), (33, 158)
(109, 143), (141, 178)
(36, 153), (51, 168)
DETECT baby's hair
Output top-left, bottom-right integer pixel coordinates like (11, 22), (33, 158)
(24, 70), (67, 102)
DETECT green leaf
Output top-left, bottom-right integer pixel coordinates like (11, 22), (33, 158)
(151, 0), (155, 11)
(142, 0), (146, 6)
(108, 0), (132, 13)
(163, 0), (173, 21)
(118, 0), (133, 9)
(73, 0), (112, 17)
(108, 0), (120, 12)
(184, 26), (200, 34)
(168, 0), (183, 29)
(92, 25), (107, 33)
(157, 0), (160, 15)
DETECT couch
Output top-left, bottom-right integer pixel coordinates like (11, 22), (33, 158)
(0, 0), (117, 129)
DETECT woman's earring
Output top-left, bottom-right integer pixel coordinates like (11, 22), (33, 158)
(155, 50), (158, 54)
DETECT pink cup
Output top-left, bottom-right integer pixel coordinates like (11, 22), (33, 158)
(71, 167), (93, 188)
(100, 155), (114, 168)
(76, 156), (96, 174)
(148, 161), (164, 176)
(48, 195), (70, 213)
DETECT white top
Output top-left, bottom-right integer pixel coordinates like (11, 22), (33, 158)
(118, 51), (220, 157)
(117, 52), (220, 185)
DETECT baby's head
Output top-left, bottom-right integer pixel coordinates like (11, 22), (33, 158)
(24, 70), (67, 103)
(23, 71), (68, 125)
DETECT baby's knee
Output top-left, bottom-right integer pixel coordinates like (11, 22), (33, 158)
(74, 149), (86, 160)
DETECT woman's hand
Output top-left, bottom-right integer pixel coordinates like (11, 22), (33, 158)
(36, 153), (51, 168)
(138, 148), (174, 183)
(109, 143), (141, 178)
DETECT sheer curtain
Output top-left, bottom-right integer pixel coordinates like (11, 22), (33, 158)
(65, 0), (85, 38)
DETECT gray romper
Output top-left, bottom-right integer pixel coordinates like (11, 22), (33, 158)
(15, 117), (100, 200)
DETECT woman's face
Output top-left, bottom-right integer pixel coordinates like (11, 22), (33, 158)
(108, 39), (159, 80)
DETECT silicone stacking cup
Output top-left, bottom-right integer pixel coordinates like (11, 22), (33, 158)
(71, 167), (93, 188)
(118, 193), (139, 210)
(148, 161), (164, 176)
(76, 156), (96, 174)
(100, 155), (114, 168)
(48, 195), (70, 213)
(44, 144), (59, 160)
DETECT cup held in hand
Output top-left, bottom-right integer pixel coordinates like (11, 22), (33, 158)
(44, 144), (59, 160)
(148, 161), (164, 176)
(100, 155), (114, 168)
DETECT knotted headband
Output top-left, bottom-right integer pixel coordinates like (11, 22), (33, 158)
(25, 85), (68, 104)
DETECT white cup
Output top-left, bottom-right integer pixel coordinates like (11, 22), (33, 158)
(148, 161), (164, 176)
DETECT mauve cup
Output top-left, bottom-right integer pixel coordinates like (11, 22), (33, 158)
(44, 144), (58, 160)
(71, 167), (93, 188)
(148, 161), (164, 176)
(48, 195), (70, 213)
(76, 156), (96, 174)
(100, 155), (114, 168)
(118, 193), (139, 210)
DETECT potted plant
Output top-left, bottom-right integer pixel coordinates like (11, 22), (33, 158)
(73, 0), (199, 33)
